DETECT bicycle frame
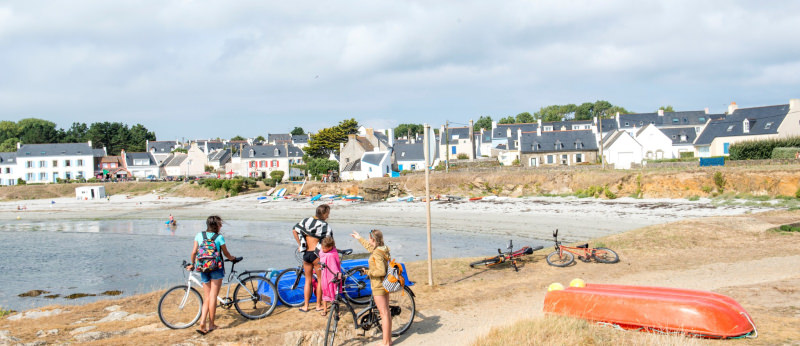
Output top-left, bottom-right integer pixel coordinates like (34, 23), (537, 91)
(178, 260), (262, 309)
(551, 229), (603, 261)
(323, 264), (379, 331)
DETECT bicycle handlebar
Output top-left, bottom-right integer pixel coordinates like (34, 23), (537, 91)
(338, 249), (353, 256)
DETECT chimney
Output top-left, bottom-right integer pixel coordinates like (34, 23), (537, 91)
(88, 140), (92, 148)
(536, 124), (541, 137)
(120, 150), (126, 167)
(491, 121), (497, 132)
(365, 128), (374, 139)
(790, 99), (800, 111)
(387, 128), (394, 148)
(204, 141), (208, 154)
(517, 128), (522, 146)
(593, 116), (597, 126)
(727, 102), (738, 114)
(615, 112), (620, 128)
(704, 107), (709, 114)
(537, 118), (542, 129)
(506, 128), (511, 137)
(657, 109), (664, 116)
(146, 140), (150, 151)
(16, 142), (21, 149)
(348, 134), (356, 141)
(468, 119), (475, 161)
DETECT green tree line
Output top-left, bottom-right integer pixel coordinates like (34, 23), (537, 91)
(472, 101), (631, 131)
(0, 118), (156, 155)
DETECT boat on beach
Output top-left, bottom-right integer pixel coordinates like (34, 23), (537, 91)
(543, 283), (757, 338)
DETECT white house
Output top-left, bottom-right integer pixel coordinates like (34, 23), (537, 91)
(394, 142), (427, 171)
(236, 143), (304, 181)
(634, 124), (674, 160)
(361, 151), (392, 179)
(15, 142), (103, 183)
(76, 186), (106, 200)
(0, 153), (17, 186)
(122, 150), (160, 179)
(602, 130), (643, 169)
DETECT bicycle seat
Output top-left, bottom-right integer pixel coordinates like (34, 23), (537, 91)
(576, 244), (589, 249)
(226, 257), (244, 263)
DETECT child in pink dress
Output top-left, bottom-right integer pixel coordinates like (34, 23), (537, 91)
(318, 236), (341, 316)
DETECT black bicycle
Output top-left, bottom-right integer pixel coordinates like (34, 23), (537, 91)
(276, 249), (372, 306)
(322, 263), (416, 345)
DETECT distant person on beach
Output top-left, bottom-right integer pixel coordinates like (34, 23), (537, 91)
(318, 236), (340, 316)
(351, 229), (392, 345)
(292, 204), (333, 313)
(186, 215), (237, 335)
(169, 214), (176, 226)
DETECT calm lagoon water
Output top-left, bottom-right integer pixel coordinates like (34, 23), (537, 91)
(2, 219), (549, 311)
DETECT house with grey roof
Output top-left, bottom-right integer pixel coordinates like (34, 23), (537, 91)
(0, 152), (17, 186)
(694, 100), (800, 157)
(207, 148), (231, 171)
(122, 150), (160, 179)
(146, 140), (180, 165)
(339, 128), (393, 174)
(394, 142), (427, 172)
(14, 141), (105, 183)
(231, 143), (304, 180)
(660, 127), (697, 158)
(440, 126), (475, 160)
(634, 124), (674, 160)
(291, 134), (309, 149)
(518, 129), (599, 167)
(267, 134), (292, 144)
(602, 130), (643, 169)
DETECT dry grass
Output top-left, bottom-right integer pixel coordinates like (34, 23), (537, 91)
(474, 315), (707, 346)
(0, 182), (182, 201)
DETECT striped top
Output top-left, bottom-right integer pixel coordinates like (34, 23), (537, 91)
(293, 217), (333, 251)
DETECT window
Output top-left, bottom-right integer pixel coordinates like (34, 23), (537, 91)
(134, 159), (149, 165)
(639, 121), (643, 126)
(26, 161), (34, 168)
(65, 160), (71, 167)
(764, 122), (773, 130)
(554, 140), (562, 150)
(699, 117), (706, 123)
(369, 167), (372, 172)
(4, 168), (9, 174)
(451, 146), (456, 154)
(52, 160), (58, 167)
(65, 172), (71, 180)
(723, 143), (730, 155)
(77, 159), (84, 167)
(672, 118), (679, 124)
(543, 126), (553, 131)
(680, 135), (687, 142)
(624, 122), (629, 126)
(410, 164), (416, 170)
(575, 139), (583, 149)
(561, 154), (568, 165)
(401, 152), (405, 157)
(683, 118), (688, 123)
(727, 125), (735, 132)
(39, 172), (47, 180)
(76, 172), (84, 179)
(575, 154), (583, 163)
(39, 160), (46, 168)
(671, 135), (677, 139)
(743, 119), (750, 133)
(27, 173), (34, 181)
(546, 155), (554, 164)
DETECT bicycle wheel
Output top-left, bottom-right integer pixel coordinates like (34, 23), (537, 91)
(233, 276), (278, 319)
(276, 268), (306, 307)
(593, 247), (620, 264)
(388, 286), (415, 336)
(546, 251), (575, 267)
(158, 285), (202, 329)
(469, 256), (502, 268)
(342, 266), (370, 305)
(323, 302), (340, 346)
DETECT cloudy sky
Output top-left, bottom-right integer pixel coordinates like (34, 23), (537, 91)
(1, 1), (799, 140)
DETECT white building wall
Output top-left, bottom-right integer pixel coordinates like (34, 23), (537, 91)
(0, 164), (17, 186)
(635, 126), (674, 160)
(603, 134), (643, 170)
(17, 155), (94, 183)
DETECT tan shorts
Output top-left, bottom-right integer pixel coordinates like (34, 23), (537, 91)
(370, 277), (386, 296)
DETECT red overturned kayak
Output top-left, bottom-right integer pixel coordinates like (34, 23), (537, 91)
(543, 283), (756, 338)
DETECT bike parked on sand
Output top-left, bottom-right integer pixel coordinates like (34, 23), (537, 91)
(469, 240), (543, 272)
(322, 263), (415, 345)
(276, 248), (372, 306)
(545, 229), (619, 267)
(157, 257), (278, 329)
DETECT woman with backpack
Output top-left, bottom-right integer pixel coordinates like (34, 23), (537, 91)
(186, 215), (237, 335)
(351, 229), (392, 346)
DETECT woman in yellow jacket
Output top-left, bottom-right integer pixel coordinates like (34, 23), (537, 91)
(351, 229), (392, 346)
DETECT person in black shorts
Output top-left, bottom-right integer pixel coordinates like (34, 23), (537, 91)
(292, 204), (333, 313)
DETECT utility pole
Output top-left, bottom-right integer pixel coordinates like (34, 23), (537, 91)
(423, 123), (433, 286)
(444, 120), (449, 173)
(599, 113), (605, 169)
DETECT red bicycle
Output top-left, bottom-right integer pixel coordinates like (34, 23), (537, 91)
(469, 240), (543, 272)
(546, 229), (619, 267)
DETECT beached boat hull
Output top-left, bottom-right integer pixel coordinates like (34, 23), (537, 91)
(543, 284), (755, 338)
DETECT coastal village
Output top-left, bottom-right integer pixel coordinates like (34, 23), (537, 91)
(1, 99), (799, 187)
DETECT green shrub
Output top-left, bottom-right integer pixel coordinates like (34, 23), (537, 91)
(604, 187), (617, 199)
(702, 185), (712, 194)
(713, 172), (726, 193)
(270, 170), (285, 182)
(771, 147), (800, 159)
(16, 178), (25, 185)
(778, 224), (800, 232)
(457, 153), (469, 160)
(0, 307), (15, 318)
(796, 185), (800, 199)
(729, 137), (800, 160)
(679, 151), (695, 159)
(687, 195), (700, 201)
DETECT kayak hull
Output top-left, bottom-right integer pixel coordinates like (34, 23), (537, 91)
(543, 284), (755, 338)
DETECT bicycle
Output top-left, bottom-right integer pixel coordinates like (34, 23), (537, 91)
(157, 257), (279, 329)
(276, 248), (372, 306)
(469, 240), (544, 272)
(545, 229), (620, 267)
(322, 263), (415, 345)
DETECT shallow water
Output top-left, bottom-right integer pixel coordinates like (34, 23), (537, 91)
(1, 219), (550, 311)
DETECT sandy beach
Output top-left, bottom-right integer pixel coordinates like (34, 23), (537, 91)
(2, 194), (798, 345)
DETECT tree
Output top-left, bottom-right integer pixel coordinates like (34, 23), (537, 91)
(307, 158), (340, 177)
(305, 118), (360, 158)
(0, 121), (20, 143)
(127, 124), (156, 152)
(498, 116), (516, 124)
(230, 135), (246, 141)
(171, 148), (188, 153)
(515, 112), (534, 123)
(61, 122), (89, 143)
(394, 124), (424, 138)
(534, 104), (577, 122)
(17, 118), (60, 144)
(574, 102), (594, 121)
(255, 135), (266, 142)
(270, 170), (285, 182)
(0, 138), (18, 152)
(87, 122), (131, 155)
(659, 105), (675, 112)
(290, 127), (305, 136)
(474, 116), (493, 131)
